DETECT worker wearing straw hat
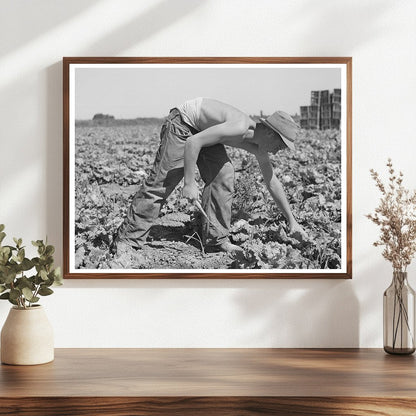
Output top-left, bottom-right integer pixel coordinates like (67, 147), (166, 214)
(111, 97), (306, 255)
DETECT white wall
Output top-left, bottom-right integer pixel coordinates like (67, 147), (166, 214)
(1, 0), (415, 347)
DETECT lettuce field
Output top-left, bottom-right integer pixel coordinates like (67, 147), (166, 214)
(75, 120), (342, 270)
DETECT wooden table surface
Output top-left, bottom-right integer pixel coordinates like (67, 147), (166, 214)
(1, 348), (415, 415)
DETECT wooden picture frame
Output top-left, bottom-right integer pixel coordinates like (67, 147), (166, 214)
(63, 57), (352, 279)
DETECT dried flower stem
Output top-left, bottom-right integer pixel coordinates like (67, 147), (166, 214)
(366, 159), (416, 272)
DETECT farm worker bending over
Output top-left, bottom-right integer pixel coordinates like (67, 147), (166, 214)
(111, 98), (307, 254)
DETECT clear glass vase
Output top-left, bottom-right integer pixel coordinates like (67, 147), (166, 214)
(383, 271), (415, 355)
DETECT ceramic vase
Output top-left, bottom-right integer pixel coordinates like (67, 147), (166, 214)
(1, 305), (54, 365)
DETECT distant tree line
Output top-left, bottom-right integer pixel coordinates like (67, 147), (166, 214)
(92, 113), (115, 120)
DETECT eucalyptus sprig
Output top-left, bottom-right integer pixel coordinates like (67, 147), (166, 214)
(0, 224), (62, 309)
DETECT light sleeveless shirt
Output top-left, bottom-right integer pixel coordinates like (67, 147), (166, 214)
(177, 97), (203, 131)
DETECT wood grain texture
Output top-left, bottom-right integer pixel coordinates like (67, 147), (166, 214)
(346, 58), (353, 280)
(1, 397), (416, 416)
(1, 349), (415, 415)
(63, 57), (352, 279)
(62, 56), (70, 285)
(1, 348), (415, 397)
(63, 57), (352, 64)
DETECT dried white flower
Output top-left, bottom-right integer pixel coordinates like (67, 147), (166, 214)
(366, 159), (416, 272)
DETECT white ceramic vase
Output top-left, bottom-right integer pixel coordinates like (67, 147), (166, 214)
(1, 305), (54, 365)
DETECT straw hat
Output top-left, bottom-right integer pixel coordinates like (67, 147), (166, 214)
(260, 111), (299, 151)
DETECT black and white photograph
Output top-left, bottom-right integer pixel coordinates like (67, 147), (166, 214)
(64, 58), (351, 278)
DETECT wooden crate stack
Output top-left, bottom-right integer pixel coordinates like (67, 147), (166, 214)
(300, 105), (319, 129)
(331, 88), (341, 129)
(300, 89), (341, 130)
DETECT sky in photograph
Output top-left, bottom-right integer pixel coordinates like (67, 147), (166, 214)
(75, 65), (342, 119)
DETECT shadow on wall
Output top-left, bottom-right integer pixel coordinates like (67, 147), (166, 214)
(82, 0), (204, 55)
(354, 251), (395, 348)
(0, 0), (101, 56)
(45, 0), (204, 263)
(233, 279), (359, 347)
(46, 62), (64, 263)
(0, 0), (203, 330)
(57, 276), (359, 348)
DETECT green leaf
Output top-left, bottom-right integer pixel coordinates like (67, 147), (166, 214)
(0, 232), (5, 245)
(39, 269), (48, 281)
(34, 274), (43, 285)
(9, 288), (21, 301)
(3, 245), (16, 252)
(17, 248), (25, 263)
(17, 276), (35, 291)
(32, 240), (43, 247)
(12, 237), (23, 249)
(38, 287), (53, 296)
(8, 297), (18, 306)
(36, 255), (54, 267)
(45, 245), (55, 256)
(0, 224), (4, 232)
(0, 246), (10, 256)
(22, 287), (34, 301)
(0, 249), (10, 266)
(20, 258), (34, 271)
(0, 285), (6, 294)
(0, 291), (18, 306)
(13, 237), (22, 248)
(2, 271), (17, 285)
(52, 267), (63, 285)
(5, 262), (19, 276)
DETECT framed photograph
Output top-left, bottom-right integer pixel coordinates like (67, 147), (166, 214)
(63, 57), (352, 279)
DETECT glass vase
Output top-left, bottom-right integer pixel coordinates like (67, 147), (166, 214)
(383, 271), (415, 355)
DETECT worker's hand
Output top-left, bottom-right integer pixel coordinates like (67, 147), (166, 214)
(182, 183), (199, 203)
(288, 221), (309, 243)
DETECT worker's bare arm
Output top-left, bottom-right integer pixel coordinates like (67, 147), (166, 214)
(183, 119), (249, 201)
(254, 150), (307, 237)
